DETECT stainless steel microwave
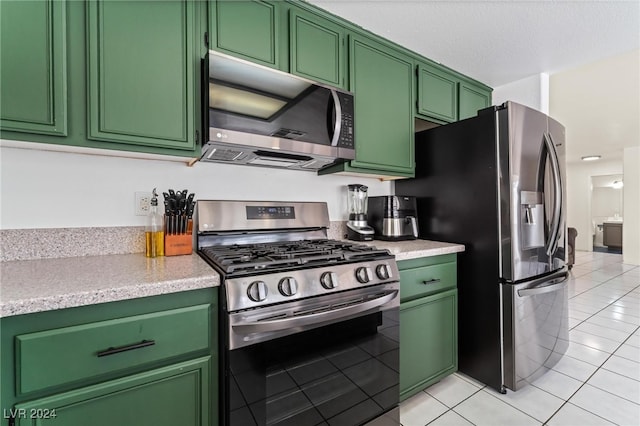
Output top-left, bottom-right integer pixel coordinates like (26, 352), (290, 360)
(200, 51), (355, 171)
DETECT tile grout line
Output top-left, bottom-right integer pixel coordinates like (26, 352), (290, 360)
(409, 254), (638, 426)
(424, 385), (484, 426)
(543, 321), (640, 424)
(524, 257), (639, 423)
(567, 284), (640, 337)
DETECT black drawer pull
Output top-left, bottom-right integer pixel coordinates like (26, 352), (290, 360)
(422, 278), (441, 285)
(96, 340), (155, 357)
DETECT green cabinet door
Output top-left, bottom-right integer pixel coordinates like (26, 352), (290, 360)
(86, 0), (197, 150)
(417, 63), (458, 123)
(459, 80), (492, 120)
(0, 0), (67, 136)
(14, 357), (210, 426)
(400, 288), (458, 401)
(289, 8), (345, 88)
(211, 0), (281, 69)
(347, 35), (414, 175)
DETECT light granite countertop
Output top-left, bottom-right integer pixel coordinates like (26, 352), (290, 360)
(355, 239), (465, 261)
(0, 238), (461, 318)
(0, 253), (219, 318)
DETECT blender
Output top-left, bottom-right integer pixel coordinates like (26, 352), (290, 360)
(346, 184), (374, 241)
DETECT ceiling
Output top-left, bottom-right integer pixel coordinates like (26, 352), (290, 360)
(307, 0), (640, 164)
(307, 0), (640, 88)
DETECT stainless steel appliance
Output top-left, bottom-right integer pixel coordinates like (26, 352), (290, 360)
(396, 101), (569, 393)
(347, 184), (374, 241)
(200, 51), (355, 171)
(368, 196), (419, 241)
(195, 200), (400, 425)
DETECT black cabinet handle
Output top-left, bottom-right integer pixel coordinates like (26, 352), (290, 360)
(96, 339), (155, 357)
(422, 278), (441, 285)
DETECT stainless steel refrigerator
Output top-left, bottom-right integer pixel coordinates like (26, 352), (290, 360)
(396, 101), (569, 393)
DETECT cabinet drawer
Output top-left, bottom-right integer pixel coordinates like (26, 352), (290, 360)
(400, 261), (457, 301)
(16, 304), (210, 395)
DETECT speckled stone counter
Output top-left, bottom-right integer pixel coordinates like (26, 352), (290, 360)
(0, 253), (219, 318)
(356, 239), (465, 261)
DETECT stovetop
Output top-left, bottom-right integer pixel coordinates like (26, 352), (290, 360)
(199, 239), (392, 276)
(194, 201), (400, 312)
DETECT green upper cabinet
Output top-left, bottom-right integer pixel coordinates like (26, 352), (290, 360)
(86, 0), (198, 150)
(349, 35), (414, 175)
(289, 8), (345, 89)
(417, 63), (458, 123)
(321, 34), (414, 178)
(416, 61), (492, 124)
(211, 0), (282, 69)
(459, 79), (492, 120)
(0, 0), (67, 136)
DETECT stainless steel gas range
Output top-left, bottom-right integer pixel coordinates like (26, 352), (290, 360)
(195, 200), (400, 426)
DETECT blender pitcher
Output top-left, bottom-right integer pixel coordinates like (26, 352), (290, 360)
(347, 184), (374, 241)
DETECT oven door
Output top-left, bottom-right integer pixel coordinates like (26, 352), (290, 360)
(222, 284), (400, 426)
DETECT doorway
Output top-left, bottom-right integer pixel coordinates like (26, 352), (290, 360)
(590, 174), (623, 254)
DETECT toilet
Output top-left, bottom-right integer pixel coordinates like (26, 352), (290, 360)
(593, 221), (604, 247)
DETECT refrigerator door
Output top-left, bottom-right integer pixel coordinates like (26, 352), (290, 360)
(498, 102), (567, 282)
(501, 269), (569, 391)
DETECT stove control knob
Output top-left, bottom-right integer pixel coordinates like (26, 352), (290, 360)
(355, 267), (373, 284)
(320, 272), (339, 289)
(279, 277), (298, 297)
(247, 281), (268, 302)
(376, 264), (392, 280)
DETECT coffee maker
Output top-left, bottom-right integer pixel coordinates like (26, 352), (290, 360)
(368, 195), (419, 240)
(346, 184), (374, 241)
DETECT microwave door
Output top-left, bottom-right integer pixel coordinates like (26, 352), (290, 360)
(327, 89), (342, 147)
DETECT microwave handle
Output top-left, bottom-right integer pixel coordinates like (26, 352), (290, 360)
(329, 89), (342, 147)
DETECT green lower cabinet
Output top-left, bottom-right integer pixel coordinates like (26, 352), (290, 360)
(459, 80), (492, 120)
(14, 357), (210, 426)
(1, 289), (217, 426)
(86, 0), (198, 150)
(400, 288), (458, 401)
(0, 0), (67, 136)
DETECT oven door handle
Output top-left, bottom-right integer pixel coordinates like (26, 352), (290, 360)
(232, 290), (398, 333)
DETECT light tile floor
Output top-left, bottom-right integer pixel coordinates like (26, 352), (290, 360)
(399, 251), (640, 426)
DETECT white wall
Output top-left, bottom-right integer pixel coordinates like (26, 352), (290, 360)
(0, 143), (392, 229)
(550, 50), (639, 264)
(591, 186), (623, 226)
(623, 146), (640, 265)
(492, 73), (549, 113)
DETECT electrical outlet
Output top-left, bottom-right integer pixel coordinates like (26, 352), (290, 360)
(135, 192), (152, 216)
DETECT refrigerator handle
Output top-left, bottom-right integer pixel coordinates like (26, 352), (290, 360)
(543, 133), (563, 256)
(517, 271), (569, 297)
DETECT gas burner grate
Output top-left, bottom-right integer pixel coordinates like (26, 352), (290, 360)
(199, 239), (390, 274)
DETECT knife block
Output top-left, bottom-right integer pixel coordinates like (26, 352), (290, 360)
(164, 233), (192, 256)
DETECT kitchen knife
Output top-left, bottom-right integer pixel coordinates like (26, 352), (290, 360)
(186, 193), (195, 210)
